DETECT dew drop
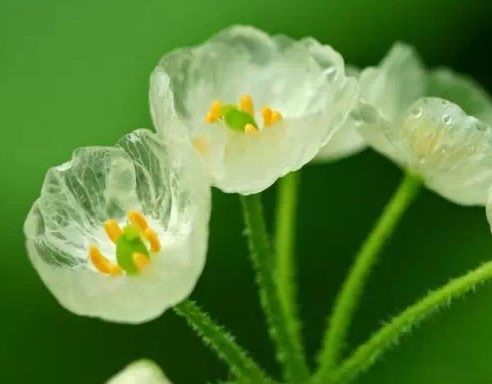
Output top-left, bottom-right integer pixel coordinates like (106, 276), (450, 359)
(349, 108), (362, 122)
(410, 107), (423, 118)
(476, 121), (488, 131)
(325, 68), (338, 82)
(359, 105), (379, 124)
(442, 115), (451, 124)
(442, 99), (449, 106)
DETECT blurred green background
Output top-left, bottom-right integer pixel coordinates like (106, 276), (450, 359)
(2, 0), (492, 383)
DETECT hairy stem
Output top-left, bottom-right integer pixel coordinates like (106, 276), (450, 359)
(241, 194), (310, 384)
(174, 300), (269, 383)
(316, 172), (422, 381)
(334, 259), (492, 383)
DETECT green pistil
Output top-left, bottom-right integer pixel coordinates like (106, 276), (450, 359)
(220, 104), (258, 132)
(116, 225), (151, 275)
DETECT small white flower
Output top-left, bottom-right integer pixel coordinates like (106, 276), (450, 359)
(24, 129), (211, 323)
(355, 43), (492, 205)
(106, 360), (171, 384)
(150, 25), (358, 194)
(314, 66), (367, 162)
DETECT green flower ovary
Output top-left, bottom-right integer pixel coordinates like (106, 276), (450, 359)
(221, 104), (258, 131)
(116, 225), (151, 276)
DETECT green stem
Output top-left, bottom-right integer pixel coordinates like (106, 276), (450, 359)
(334, 259), (492, 383)
(316, 172), (423, 381)
(275, 172), (305, 364)
(174, 300), (269, 383)
(240, 194), (310, 384)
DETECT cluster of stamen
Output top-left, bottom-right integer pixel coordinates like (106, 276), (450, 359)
(89, 211), (162, 276)
(204, 94), (282, 134)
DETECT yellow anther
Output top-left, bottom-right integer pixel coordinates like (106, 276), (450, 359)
(132, 252), (151, 272)
(262, 106), (272, 127)
(271, 110), (282, 125)
(205, 111), (215, 124)
(104, 219), (122, 244)
(144, 228), (162, 252)
(89, 245), (122, 276)
(128, 211), (149, 232)
(192, 138), (210, 156)
(205, 100), (222, 123)
(244, 124), (257, 135)
(211, 100), (222, 117)
(239, 95), (254, 116)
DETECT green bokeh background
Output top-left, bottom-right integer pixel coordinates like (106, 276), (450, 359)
(2, 0), (492, 383)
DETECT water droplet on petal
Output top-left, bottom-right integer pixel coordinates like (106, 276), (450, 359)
(442, 115), (451, 124)
(359, 105), (379, 124)
(325, 68), (338, 82)
(410, 107), (423, 118)
(349, 108), (362, 122)
(476, 121), (488, 131)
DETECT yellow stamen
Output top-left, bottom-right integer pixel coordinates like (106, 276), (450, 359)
(244, 124), (257, 135)
(192, 138), (210, 156)
(205, 100), (222, 123)
(262, 106), (272, 127)
(144, 228), (162, 252)
(205, 111), (215, 124)
(104, 219), (122, 244)
(128, 211), (149, 232)
(89, 245), (122, 276)
(271, 110), (282, 125)
(132, 252), (151, 271)
(239, 95), (254, 116)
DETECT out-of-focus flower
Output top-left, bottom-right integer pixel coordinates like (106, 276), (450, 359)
(24, 130), (211, 323)
(355, 43), (492, 205)
(106, 360), (171, 384)
(150, 25), (358, 194)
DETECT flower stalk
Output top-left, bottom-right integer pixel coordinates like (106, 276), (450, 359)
(241, 194), (310, 384)
(334, 259), (492, 383)
(316, 172), (423, 381)
(174, 300), (269, 384)
(274, 171), (306, 374)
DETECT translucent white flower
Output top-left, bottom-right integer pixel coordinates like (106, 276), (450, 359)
(355, 44), (492, 205)
(106, 360), (171, 384)
(314, 66), (367, 162)
(24, 129), (211, 323)
(150, 25), (358, 194)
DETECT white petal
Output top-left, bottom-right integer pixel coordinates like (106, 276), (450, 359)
(314, 66), (367, 162)
(314, 116), (367, 161)
(358, 97), (492, 206)
(24, 129), (211, 323)
(359, 42), (426, 121)
(150, 25), (358, 194)
(106, 360), (171, 384)
(428, 68), (492, 125)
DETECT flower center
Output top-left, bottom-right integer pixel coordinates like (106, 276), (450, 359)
(89, 211), (162, 277)
(204, 94), (283, 134)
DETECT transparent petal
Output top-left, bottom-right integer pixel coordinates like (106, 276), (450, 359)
(314, 115), (367, 162)
(106, 360), (171, 384)
(359, 42), (426, 121)
(314, 66), (367, 162)
(24, 129), (211, 323)
(427, 68), (492, 125)
(150, 25), (358, 194)
(360, 97), (492, 206)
